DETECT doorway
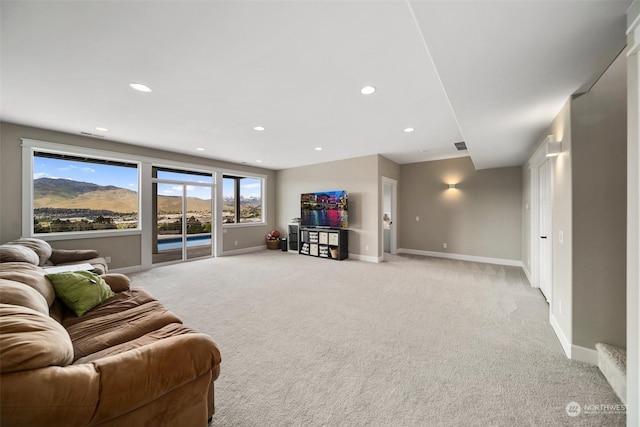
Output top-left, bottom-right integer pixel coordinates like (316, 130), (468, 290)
(382, 177), (398, 259)
(538, 160), (552, 301)
(152, 167), (214, 265)
(530, 153), (553, 305)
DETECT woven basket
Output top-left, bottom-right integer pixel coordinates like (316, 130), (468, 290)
(266, 239), (280, 250)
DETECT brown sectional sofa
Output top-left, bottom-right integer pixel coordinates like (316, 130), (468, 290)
(0, 239), (221, 426)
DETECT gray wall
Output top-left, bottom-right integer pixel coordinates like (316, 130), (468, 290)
(522, 49), (627, 353)
(276, 155), (380, 259)
(552, 100), (574, 344)
(571, 49), (627, 349)
(399, 156), (522, 261)
(0, 122), (276, 269)
(626, 2), (640, 422)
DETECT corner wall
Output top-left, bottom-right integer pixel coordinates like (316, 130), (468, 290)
(523, 48), (627, 362)
(571, 49), (627, 350)
(398, 156), (522, 263)
(626, 2), (640, 424)
(275, 155), (380, 260)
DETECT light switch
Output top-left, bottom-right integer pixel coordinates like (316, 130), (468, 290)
(559, 230), (564, 244)
(416, 216), (420, 222)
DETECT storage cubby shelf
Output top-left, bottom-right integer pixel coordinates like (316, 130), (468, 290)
(298, 227), (348, 260)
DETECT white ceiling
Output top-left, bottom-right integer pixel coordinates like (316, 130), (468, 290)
(0, 0), (630, 170)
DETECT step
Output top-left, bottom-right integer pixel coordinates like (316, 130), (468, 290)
(595, 342), (626, 404)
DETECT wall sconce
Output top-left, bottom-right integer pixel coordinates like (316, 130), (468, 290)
(449, 184), (457, 189)
(544, 135), (562, 157)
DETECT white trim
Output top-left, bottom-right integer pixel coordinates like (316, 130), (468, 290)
(522, 263), (533, 286)
(571, 344), (599, 366)
(550, 313), (572, 358)
(349, 253), (382, 263)
(397, 248), (523, 267)
(21, 138), (268, 180)
(381, 176), (398, 259)
(220, 245), (266, 256)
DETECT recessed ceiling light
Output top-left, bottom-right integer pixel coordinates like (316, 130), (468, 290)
(196, 147), (205, 151)
(129, 83), (152, 93)
(360, 86), (376, 95)
(253, 126), (265, 131)
(404, 127), (415, 133)
(95, 127), (108, 132)
(256, 160), (262, 163)
(314, 147), (323, 151)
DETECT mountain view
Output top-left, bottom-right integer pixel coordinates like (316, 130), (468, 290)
(33, 178), (261, 233)
(34, 178), (212, 233)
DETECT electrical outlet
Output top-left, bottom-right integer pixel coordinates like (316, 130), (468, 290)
(365, 245), (369, 252)
(558, 300), (562, 315)
(443, 243), (447, 249)
(234, 241), (238, 246)
(416, 216), (420, 222)
(105, 256), (111, 263)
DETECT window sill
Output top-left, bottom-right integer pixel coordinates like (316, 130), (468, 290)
(32, 229), (142, 241)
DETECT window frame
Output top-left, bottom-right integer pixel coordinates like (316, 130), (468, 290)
(222, 174), (266, 227)
(22, 139), (143, 240)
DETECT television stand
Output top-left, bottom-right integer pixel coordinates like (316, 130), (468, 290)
(298, 227), (348, 260)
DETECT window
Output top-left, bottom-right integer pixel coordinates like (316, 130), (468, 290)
(31, 150), (139, 235)
(222, 175), (264, 224)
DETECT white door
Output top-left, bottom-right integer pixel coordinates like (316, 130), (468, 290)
(538, 160), (552, 302)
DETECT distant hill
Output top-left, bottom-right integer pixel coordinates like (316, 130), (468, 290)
(34, 178), (211, 214)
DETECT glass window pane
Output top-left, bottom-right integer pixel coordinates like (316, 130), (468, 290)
(239, 177), (262, 223)
(223, 177), (236, 223)
(33, 152), (138, 234)
(154, 166), (213, 184)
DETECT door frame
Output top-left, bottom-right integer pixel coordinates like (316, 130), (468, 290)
(151, 174), (214, 265)
(529, 145), (553, 308)
(381, 176), (398, 260)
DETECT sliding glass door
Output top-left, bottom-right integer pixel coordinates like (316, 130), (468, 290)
(152, 167), (213, 264)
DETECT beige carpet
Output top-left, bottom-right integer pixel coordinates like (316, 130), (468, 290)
(130, 251), (625, 426)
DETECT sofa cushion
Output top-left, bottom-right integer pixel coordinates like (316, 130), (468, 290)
(0, 303), (74, 373)
(8, 238), (52, 266)
(0, 245), (39, 266)
(74, 322), (196, 364)
(49, 249), (100, 265)
(0, 279), (49, 315)
(46, 271), (115, 317)
(64, 288), (182, 360)
(0, 263), (56, 306)
(101, 273), (131, 292)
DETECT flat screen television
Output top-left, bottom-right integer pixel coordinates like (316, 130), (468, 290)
(300, 190), (348, 228)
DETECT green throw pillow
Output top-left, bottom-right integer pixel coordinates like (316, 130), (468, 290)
(46, 271), (115, 316)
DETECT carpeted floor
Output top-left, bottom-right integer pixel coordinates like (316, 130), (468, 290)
(129, 251), (625, 426)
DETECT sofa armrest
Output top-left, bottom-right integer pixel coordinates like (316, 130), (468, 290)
(0, 364), (100, 427)
(49, 249), (100, 265)
(89, 333), (221, 425)
(101, 273), (131, 292)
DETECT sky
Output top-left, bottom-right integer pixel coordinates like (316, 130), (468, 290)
(34, 156), (261, 200)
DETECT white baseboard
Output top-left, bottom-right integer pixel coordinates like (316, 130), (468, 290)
(572, 344), (599, 366)
(522, 264), (533, 286)
(397, 248), (524, 267)
(349, 253), (382, 263)
(550, 313), (572, 358)
(221, 245), (267, 256)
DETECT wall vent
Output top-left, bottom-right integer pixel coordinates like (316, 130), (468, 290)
(454, 141), (467, 151)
